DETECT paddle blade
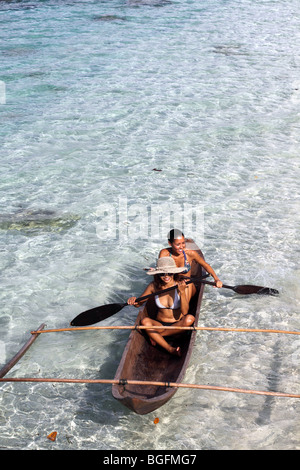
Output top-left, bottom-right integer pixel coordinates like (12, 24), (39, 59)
(233, 285), (279, 296)
(70, 303), (126, 326)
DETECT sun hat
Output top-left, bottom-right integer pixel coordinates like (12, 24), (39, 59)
(146, 257), (186, 275)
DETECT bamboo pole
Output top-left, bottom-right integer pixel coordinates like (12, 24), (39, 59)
(0, 376), (299, 399)
(0, 324), (46, 378)
(30, 325), (300, 336)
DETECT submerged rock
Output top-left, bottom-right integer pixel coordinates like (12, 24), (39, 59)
(0, 209), (80, 235)
(93, 15), (127, 21)
(212, 45), (247, 56)
(126, 0), (172, 6)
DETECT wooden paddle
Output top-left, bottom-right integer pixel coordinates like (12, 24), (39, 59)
(195, 279), (279, 296)
(70, 277), (278, 326)
(70, 279), (197, 326)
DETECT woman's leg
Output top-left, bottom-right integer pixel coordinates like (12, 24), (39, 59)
(160, 314), (195, 338)
(141, 317), (181, 356)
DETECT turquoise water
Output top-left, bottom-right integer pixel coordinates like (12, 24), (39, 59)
(0, 0), (299, 450)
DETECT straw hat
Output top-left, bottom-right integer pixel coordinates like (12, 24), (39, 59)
(146, 257), (186, 275)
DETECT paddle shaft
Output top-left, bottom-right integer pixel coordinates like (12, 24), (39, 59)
(121, 274), (211, 308)
(70, 275), (208, 326)
(70, 275), (278, 326)
(192, 278), (279, 295)
(125, 274), (258, 304)
(136, 277), (278, 295)
(201, 280), (232, 289)
(133, 278), (196, 304)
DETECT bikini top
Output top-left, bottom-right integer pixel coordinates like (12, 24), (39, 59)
(155, 287), (181, 310)
(170, 249), (191, 274)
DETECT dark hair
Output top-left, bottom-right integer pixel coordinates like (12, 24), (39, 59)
(167, 229), (184, 243)
(153, 273), (181, 290)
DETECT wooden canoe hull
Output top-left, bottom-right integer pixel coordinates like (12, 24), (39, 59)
(112, 241), (205, 415)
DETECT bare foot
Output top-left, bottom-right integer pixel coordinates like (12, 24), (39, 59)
(170, 346), (181, 357)
(150, 338), (157, 347)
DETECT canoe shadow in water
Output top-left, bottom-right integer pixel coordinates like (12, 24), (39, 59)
(255, 340), (282, 425)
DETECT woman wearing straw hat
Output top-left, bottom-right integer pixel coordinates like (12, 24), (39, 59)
(127, 257), (197, 356)
(159, 229), (222, 288)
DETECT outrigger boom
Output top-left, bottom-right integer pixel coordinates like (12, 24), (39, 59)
(0, 376), (299, 399)
(0, 323), (299, 408)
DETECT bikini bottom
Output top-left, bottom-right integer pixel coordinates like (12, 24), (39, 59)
(157, 317), (195, 327)
(158, 320), (179, 327)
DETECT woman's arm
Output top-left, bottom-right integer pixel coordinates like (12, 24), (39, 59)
(177, 280), (190, 316)
(190, 251), (223, 287)
(127, 282), (155, 307)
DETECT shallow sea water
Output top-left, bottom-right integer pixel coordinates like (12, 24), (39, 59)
(0, 0), (299, 450)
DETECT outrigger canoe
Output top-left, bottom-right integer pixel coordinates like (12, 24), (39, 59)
(112, 240), (206, 415)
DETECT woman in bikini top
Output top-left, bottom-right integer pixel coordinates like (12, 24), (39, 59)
(155, 287), (181, 310)
(154, 284), (182, 326)
(168, 249), (191, 274)
(127, 257), (196, 356)
(159, 228), (223, 287)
